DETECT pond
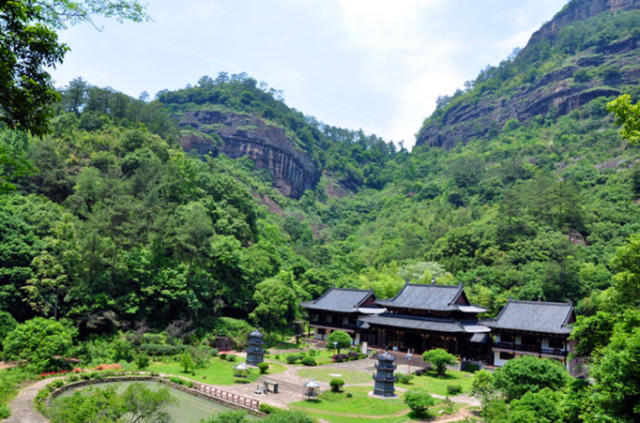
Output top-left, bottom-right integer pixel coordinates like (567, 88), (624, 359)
(53, 380), (241, 422)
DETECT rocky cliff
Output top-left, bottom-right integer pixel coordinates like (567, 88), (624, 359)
(179, 110), (320, 199)
(416, 0), (640, 149)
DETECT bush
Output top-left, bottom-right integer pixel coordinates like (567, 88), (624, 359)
(301, 356), (317, 366)
(259, 402), (277, 414)
(135, 352), (150, 370)
(332, 354), (348, 363)
(404, 389), (436, 417)
(396, 373), (414, 384)
(139, 343), (184, 356)
(347, 351), (360, 361)
(447, 384), (462, 395)
(422, 349), (456, 376)
(286, 354), (301, 364)
(346, 392), (352, 398)
(210, 348), (219, 357)
(330, 378), (344, 393)
(219, 353), (227, 360)
(461, 362), (480, 373)
(0, 405), (10, 419)
(258, 362), (269, 374)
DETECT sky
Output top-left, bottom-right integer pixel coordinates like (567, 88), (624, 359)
(51, 0), (568, 149)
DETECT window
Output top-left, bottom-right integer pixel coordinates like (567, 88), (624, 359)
(501, 334), (514, 343)
(499, 352), (514, 360)
(549, 338), (564, 349)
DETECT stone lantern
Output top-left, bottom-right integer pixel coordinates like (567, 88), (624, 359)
(304, 378), (320, 399)
(233, 362), (249, 378)
(372, 351), (397, 398)
(246, 328), (265, 366)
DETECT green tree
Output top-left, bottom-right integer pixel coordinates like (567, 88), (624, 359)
(570, 311), (614, 358)
(135, 352), (150, 371)
(507, 388), (563, 423)
(492, 356), (567, 401)
(250, 271), (299, 340)
(404, 389), (436, 417)
(471, 370), (495, 408)
(179, 350), (194, 373)
(608, 94), (640, 144)
(585, 309), (640, 422)
(422, 348), (456, 376)
(3, 317), (75, 372)
(327, 330), (352, 355)
(0, 1), (147, 135)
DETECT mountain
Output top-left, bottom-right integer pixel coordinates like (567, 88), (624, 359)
(157, 75), (397, 199)
(416, 0), (640, 149)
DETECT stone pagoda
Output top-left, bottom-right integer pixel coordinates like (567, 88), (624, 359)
(372, 351), (397, 398)
(246, 328), (265, 366)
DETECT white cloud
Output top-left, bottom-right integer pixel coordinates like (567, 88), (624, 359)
(335, 0), (464, 145)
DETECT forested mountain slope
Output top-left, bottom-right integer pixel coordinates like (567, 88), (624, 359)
(158, 75), (397, 198)
(416, 0), (640, 149)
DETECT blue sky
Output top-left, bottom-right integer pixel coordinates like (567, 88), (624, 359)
(51, 0), (568, 148)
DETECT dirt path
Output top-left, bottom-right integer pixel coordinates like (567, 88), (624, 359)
(5, 378), (61, 423)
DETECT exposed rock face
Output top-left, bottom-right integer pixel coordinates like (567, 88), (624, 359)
(416, 0), (640, 149)
(179, 110), (320, 199)
(528, 0), (640, 47)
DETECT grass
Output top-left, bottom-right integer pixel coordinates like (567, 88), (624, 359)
(149, 358), (285, 385)
(298, 368), (372, 384)
(291, 386), (462, 423)
(291, 386), (406, 415)
(397, 369), (475, 396)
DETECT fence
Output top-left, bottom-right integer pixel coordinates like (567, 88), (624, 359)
(192, 382), (260, 411)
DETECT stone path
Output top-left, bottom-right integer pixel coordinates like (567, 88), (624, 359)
(5, 377), (62, 423)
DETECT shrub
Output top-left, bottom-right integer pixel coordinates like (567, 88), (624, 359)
(135, 352), (150, 370)
(422, 349), (456, 376)
(210, 348), (219, 357)
(346, 392), (353, 398)
(330, 378), (344, 393)
(258, 362), (269, 374)
(347, 351), (360, 361)
(65, 374), (79, 382)
(447, 384), (462, 395)
(225, 354), (238, 362)
(0, 405), (10, 419)
(286, 354), (301, 364)
(461, 362), (480, 373)
(396, 373), (414, 384)
(332, 354), (348, 363)
(169, 376), (184, 385)
(259, 403), (277, 414)
(404, 389), (436, 417)
(219, 353), (227, 360)
(327, 331), (352, 354)
(139, 343), (184, 356)
(301, 356), (317, 366)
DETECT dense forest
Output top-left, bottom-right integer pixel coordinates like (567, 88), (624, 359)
(1, 0), (640, 422)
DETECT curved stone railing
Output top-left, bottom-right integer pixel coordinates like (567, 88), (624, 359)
(46, 375), (263, 415)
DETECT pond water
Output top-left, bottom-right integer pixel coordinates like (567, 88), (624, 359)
(53, 380), (237, 422)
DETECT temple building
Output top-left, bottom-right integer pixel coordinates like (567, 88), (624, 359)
(301, 284), (579, 372)
(482, 299), (575, 371)
(358, 283), (490, 360)
(300, 288), (384, 345)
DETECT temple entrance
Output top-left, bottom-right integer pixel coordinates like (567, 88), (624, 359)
(403, 331), (424, 352)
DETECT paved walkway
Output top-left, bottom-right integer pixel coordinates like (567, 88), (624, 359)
(5, 377), (61, 423)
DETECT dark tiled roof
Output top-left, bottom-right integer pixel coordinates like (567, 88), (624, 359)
(358, 313), (486, 334)
(300, 288), (374, 313)
(483, 300), (574, 335)
(376, 283), (465, 311)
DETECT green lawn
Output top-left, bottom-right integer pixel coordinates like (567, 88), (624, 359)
(298, 368), (372, 384)
(291, 386), (406, 415)
(397, 369), (475, 396)
(149, 358), (285, 385)
(291, 386), (462, 423)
